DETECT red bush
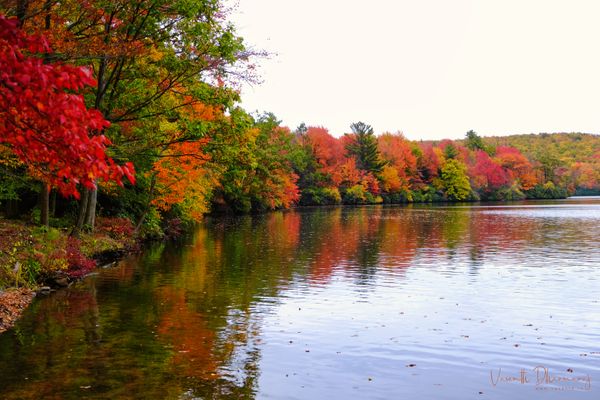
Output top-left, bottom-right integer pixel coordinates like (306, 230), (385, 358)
(65, 237), (96, 279)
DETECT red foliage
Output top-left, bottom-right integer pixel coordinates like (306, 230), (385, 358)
(0, 15), (134, 198)
(65, 237), (96, 279)
(95, 217), (135, 240)
(417, 144), (440, 183)
(262, 170), (300, 209)
(469, 150), (510, 191)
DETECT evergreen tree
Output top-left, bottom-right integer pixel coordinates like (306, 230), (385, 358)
(465, 130), (485, 151)
(345, 122), (386, 173)
(465, 130), (494, 155)
(443, 143), (459, 159)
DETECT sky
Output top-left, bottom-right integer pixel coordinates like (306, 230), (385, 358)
(228, 0), (600, 140)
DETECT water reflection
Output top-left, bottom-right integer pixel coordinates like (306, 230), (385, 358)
(1, 199), (600, 399)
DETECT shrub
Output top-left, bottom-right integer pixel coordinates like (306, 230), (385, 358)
(343, 185), (368, 204)
(524, 182), (568, 199)
(96, 217), (134, 240)
(381, 189), (413, 204)
(300, 187), (342, 205)
(65, 237), (96, 279)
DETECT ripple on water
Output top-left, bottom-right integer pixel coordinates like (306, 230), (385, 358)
(1, 199), (600, 399)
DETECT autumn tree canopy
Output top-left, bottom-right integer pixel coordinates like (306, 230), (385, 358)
(0, 3), (596, 235)
(0, 14), (134, 199)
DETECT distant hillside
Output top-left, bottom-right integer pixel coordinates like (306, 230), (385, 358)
(483, 132), (600, 166)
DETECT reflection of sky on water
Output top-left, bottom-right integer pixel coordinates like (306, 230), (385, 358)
(1, 198), (599, 399)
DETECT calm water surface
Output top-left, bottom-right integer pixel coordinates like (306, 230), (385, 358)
(1, 198), (600, 399)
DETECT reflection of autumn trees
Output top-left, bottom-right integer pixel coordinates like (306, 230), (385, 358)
(187, 206), (554, 287)
(156, 286), (217, 379)
(1, 205), (595, 399)
(293, 207), (547, 281)
(305, 208), (362, 283)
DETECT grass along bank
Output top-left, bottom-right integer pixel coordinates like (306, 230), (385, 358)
(0, 217), (139, 332)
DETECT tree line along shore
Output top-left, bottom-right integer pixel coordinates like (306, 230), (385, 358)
(1, 2), (600, 323)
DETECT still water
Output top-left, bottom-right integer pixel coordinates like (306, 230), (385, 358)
(1, 198), (600, 399)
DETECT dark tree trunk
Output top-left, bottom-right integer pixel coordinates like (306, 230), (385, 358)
(72, 188), (90, 237)
(5, 199), (19, 219)
(16, 0), (30, 26)
(40, 183), (50, 226)
(50, 189), (56, 217)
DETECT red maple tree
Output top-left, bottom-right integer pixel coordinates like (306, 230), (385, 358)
(0, 14), (134, 199)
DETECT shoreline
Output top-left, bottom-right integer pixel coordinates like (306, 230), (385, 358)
(0, 288), (35, 334)
(0, 195), (584, 334)
(0, 248), (134, 334)
(0, 219), (140, 334)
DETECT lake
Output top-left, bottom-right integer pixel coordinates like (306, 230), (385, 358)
(1, 198), (600, 399)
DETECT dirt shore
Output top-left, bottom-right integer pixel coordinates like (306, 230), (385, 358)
(0, 288), (35, 333)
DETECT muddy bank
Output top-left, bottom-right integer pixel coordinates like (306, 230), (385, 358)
(0, 288), (35, 333)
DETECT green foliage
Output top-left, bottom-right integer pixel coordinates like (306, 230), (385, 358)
(440, 159), (472, 201)
(575, 187), (600, 196)
(524, 182), (568, 199)
(486, 132), (600, 184)
(381, 190), (413, 203)
(443, 143), (459, 160)
(208, 111), (300, 213)
(411, 187), (445, 203)
(343, 185), (368, 204)
(139, 208), (165, 240)
(465, 130), (494, 155)
(0, 164), (31, 203)
(342, 185), (382, 205)
(300, 187), (342, 205)
(345, 122), (386, 173)
(498, 186), (526, 201)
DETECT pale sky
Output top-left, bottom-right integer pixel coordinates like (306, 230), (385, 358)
(229, 0), (600, 140)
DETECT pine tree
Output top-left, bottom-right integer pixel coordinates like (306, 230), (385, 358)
(345, 122), (386, 173)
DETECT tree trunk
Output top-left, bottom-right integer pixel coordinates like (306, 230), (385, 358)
(134, 174), (156, 235)
(16, 0), (30, 26)
(5, 199), (18, 219)
(72, 188), (90, 237)
(40, 183), (50, 226)
(50, 189), (56, 217)
(84, 188), (97, 230)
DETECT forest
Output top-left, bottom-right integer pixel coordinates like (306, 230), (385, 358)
(1, 1), (600, 288)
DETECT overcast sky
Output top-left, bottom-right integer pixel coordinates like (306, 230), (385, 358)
(229, 0), (600, 140)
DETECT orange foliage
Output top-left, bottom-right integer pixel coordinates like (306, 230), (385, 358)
(261, 170), (300, 209)
(151, 139), (212, 220)
(494, 146), (538, 190)
(361, 172), (380, 195)
(378, 133), (417, 172)
(377, 133), (416, 192)
(572, 162), (600, 189)
(305, 127), (344, 168)
(380, 165), (402, 193)
(20, 0), (147, 59)
(331, 158), (361, 188)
